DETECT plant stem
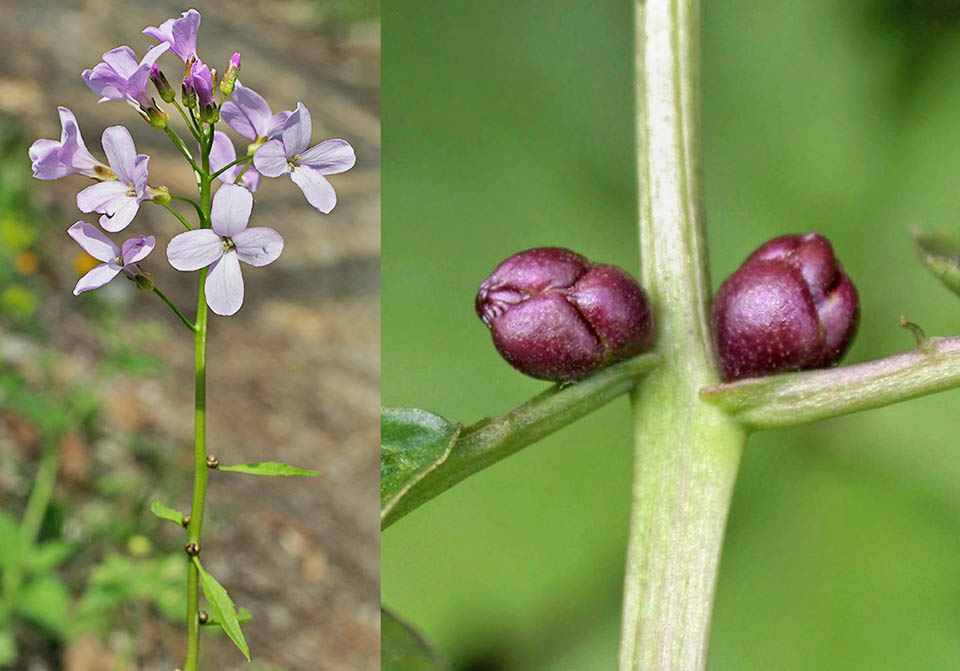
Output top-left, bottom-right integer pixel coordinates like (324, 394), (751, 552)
(171, 195), (205, 222)
(164, 125), (200, 175)
(153, 287), (196, 332)
(184, 127), (212, 671)
(156, 200), (195, 231)
(620, 1), (746, 669)
(701, 336), (960, 430)
(382, 353), (662, 528)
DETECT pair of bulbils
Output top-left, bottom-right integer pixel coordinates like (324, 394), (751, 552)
(475, 233), (859, 382)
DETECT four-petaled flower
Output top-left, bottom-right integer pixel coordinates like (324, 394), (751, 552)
(29, 107), (112, 181)
(209, 131), (260, 192)
(68, 222), (154, 295)
(253, 103), (355, 214)
(82, 44), (170, 114)
(220, 82), (290, 146)
(143, 9), (202, 63)
(76, 126), (151, 232)
(166, 184), (283, 316)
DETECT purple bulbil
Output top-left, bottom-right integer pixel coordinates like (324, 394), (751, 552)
(476, 247), (653, 382)
(712, 232), (859, 381)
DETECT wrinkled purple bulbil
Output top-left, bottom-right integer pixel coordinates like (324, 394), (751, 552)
(476, 247), (654, 382)
(712, 232), (859, 382)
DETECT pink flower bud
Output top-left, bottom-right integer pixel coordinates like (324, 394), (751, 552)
(476, 247), (653, 381)
(712, 232), (859, 381)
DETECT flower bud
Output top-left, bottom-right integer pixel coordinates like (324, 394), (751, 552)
(476, 247), (653, 381)
(145, 104), (169, 130)
(150, 64), (175, 103)
(711, 232), (859, 381)
(220, 53), (240, 95)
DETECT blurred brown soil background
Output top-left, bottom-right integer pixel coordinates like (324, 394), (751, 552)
(0, 0), (379, 669)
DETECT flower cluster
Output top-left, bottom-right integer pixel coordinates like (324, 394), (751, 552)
(29, 8), (355, 315)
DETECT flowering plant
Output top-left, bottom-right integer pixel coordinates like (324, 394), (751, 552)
(29, 8), (354, 668)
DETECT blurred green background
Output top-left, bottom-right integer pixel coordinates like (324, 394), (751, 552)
(382, 0), (960, 669)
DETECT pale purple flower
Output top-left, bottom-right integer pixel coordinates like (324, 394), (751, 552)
(166, 184), (283, 316)
(220, 82), (290, 144)
(143, 9), (201, 63)
(76, 126), (151, 232)
(82, 43), (170, 113)
(29, 107), (111, 181)
(209, 131), (259, 192)
(253, 103), (355, 214)
(183, 59), (215, 110)
(68, 222), (154, 295)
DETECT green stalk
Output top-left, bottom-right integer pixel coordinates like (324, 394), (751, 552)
(619, 1), (746, 669)
(184, 127), (212, 671)
(383, 353), (662, 528)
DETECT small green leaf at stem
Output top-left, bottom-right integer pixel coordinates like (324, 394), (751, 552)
(381, 607), (449, 671)
(24, 541), (76, 575)
(150, 500), (186, 526)
(201, 606), (252, 626)
(193, 557), (250, 660)
(380, 408), (461, 521)
(913, 227), (960, 298)
(217, 462), (320, 477)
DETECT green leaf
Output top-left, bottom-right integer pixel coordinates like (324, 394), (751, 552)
(381, 607), (448, 670)
(217, 461), (319, 477)
(149, 500), (185, 526)
(15, 575), (71, 634)
(193, 557), (250, 660)
(0, 628), (16, 667)
(24, 540), (77, 575)
(380, 408), (461, 521)
(0, 510), (22, 570)
(201, 606), (253, 626)
(913, 228), (960, 298)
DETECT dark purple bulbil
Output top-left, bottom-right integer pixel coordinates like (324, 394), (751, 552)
(476, 247), (653, 381)
(712, 232), (859, 382)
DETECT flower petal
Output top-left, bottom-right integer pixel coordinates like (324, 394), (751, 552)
(252, 139), (290, 178)
(99, 197), (140, 232)
(76, 181), (129, 213)
(29, 139), (71, 179)
(101, 126), (138, 183)
(169, 9), (201, 61)
(131, 155), (150, 196)
(166, 229), (223, 271)
(220, 82), (272, 141)
(205, 251), (244, 316)
(281, 102), (312, 156)
(210, 183), (253, 237)
(209, 131), (238, 174)
(233, 227), (283, 267)
(265, 111), (291, 141)
(73, 263), (122, 295)
(299, 139), (356, 175)
(68, 222), (120, 262)
(121, 235), (155, 265)
(289, 165), (337, 213)
(101, 46), (140, 79)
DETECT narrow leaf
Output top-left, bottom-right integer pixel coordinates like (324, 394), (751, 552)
(381, 607), (448, 670)
(15, 575), (71, 634)
(25, 540), (77, 575)
(217, 461), (319, 477)
(913, 227), (960, 298)
(0, 510), (22, 570)
(193, 557), (250, 660)
(381, 408), (461, 521)
(201, 606), (253, 626)
(149, 500), (185, 526)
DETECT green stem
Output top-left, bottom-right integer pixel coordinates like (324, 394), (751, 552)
(164, 126), (200, 174)
(153, 287), (196, 332)
(171, 195), (205, 222)
(382, 353), (662, 528)
(701, 336), (960, 430)
(184, 128), (212, 671)
(173, 100), (202, 142)
(156, 200), (194, 231)
(210, 155), (250, 180)
(620, 1), (746, 669)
